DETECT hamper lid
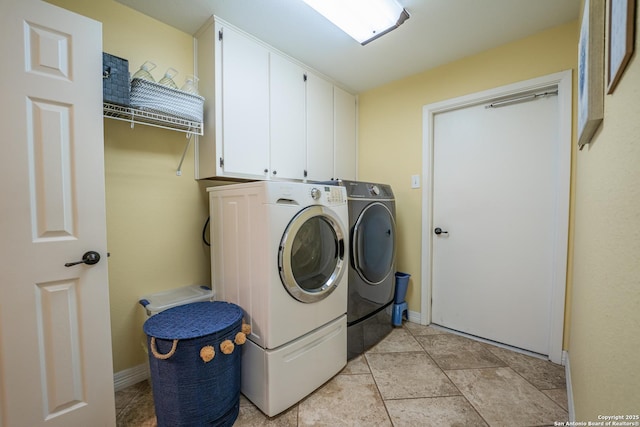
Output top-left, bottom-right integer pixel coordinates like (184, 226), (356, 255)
(143, 301), (243, 340)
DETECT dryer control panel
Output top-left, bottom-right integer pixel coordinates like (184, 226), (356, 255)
(341, 180), (394, 201)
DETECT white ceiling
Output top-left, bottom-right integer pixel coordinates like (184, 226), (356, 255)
(114, 0), (580, 93)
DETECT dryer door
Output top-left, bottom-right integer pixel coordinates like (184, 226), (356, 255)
(353, 202), (396, 285)
(279, 205), (346, 303)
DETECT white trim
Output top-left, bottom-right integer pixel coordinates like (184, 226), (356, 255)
(113, 363), (150, 392)
(564, 350), (576, 421)
(408, 309), (421, 324)
(420, 70), (572, 364)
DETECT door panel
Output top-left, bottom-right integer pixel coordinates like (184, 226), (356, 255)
(220, 23), (270, 177)
(0, 1), (115, 425)
(306, 72), (334, 181)
(333, 87), (357, 181)
(270, 53), (306, 180)
(431, 95), (558, 355)
(35, 280), (85, 417)
(27, 98), (76, 240)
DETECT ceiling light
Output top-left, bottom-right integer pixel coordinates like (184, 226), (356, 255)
(302, 0), (410, 45)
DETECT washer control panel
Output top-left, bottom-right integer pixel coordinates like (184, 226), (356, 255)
(312, 186), (345, 204)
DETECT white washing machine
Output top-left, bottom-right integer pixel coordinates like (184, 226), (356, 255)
(207, 181), (349, 416)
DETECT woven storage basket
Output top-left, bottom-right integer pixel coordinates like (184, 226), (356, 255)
(144, 301), (244, 427)
(130, 77), (204, 123)
(102, 53), (130, 106)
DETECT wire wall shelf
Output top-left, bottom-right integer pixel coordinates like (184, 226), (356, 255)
(103, 102), (203, 136)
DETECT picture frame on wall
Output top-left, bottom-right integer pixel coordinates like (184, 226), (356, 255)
(607, 0), (636, 93)
(578, 0), (605, 149)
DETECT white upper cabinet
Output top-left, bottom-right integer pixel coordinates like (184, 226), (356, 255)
(269, 53), (306, 180)
(219, 22), (270, 178)
(195, 16), (356, 182)
(196, 18), (269, 180)
(334, 86), (357, 181)
(306, 71), (335, 182)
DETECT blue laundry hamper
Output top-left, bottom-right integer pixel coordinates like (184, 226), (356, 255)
(143, 301), (246, 426)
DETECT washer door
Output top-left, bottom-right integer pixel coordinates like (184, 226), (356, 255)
(352, 202), (396, 285)
(279, 206), (346, 303)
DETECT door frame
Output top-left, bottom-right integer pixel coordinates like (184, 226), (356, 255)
(420, 70), (572, 364)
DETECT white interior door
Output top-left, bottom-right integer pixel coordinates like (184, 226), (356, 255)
(0, 1), (115, 425)
(431, 89), (561, 355)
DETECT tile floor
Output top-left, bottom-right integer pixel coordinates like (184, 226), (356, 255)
(116, 322), (568, 426)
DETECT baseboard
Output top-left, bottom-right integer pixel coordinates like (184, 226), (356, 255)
(563, 350), (575, 421)
(408, 309), (421, 324)
(113, 363), (150, 392)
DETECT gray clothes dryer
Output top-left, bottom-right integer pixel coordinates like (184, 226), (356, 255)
(340, 180), (396, 359)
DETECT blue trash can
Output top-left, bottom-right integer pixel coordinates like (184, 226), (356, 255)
(392, 272), (411, 326)
(143, 301), (245, 427)
(394, 272), (410, 304)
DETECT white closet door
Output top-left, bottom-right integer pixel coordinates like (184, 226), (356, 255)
(431, 93), (559, 355)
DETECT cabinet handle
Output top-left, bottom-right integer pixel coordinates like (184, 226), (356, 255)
(272, 170), (277, 175)
(264, 168), (268, 174)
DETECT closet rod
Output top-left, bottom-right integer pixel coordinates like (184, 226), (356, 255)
(485, 89), (558, 109)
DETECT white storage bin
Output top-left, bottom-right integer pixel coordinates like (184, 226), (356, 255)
(139, 285), (214, 316)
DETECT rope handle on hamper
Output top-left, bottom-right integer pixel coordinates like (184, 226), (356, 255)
(150, 337), (178, 360)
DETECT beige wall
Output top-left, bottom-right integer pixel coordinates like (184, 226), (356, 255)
(46, 0), (211, 373)
(42, 3), (640, 416)
(359, 9), (640, 418)
(568, 2), (640, 420)
(358, 21), (579, 347)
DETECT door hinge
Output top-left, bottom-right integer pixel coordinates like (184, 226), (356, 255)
(304, 169), (308, 177)
(218, 29), (223, 41)
(303, 73), (308, 82)
(219, 157), (224, 167)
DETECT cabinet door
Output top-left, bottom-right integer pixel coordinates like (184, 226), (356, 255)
(334, 86), (357, 181)
(220, 24), (270, 178)
(306, 72), (334, 182)
(270, 53), (306, 180)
